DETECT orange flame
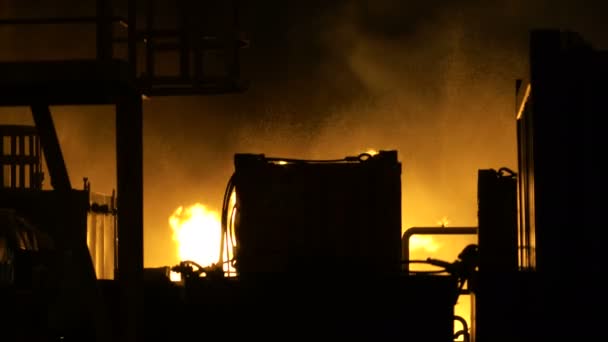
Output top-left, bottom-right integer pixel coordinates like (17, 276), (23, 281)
(409, 235), (441, 253)
(169, 203), (222, 279)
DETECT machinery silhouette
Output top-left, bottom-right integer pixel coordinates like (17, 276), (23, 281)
(1, 1), (607, 341)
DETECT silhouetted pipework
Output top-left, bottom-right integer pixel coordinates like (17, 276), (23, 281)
(0, 125), (43, 190)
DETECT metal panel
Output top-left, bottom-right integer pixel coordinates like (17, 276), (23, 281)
(233, 151), (402, 276)
(88, 191), (117, 280)
(515, 29), (608, 340)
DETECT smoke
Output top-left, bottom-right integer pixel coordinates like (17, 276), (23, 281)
(299, 1), (527, 230)
(228, 0), (608, 260)
(2, 0), (608, 266)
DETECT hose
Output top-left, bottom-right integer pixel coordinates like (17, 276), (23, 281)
(220, 173), (237, 274)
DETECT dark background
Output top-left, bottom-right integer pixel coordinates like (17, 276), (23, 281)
(1, 0), (606, 266)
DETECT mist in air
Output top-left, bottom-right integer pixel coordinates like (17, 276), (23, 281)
(1, 0), (607, 266)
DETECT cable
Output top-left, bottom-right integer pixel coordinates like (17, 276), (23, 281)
(219, 174), (234, 266)
(228, 205), (238, 272)
(453, 315), (470, 342)
(220, 173), (238, 276)
(264, 152), (375, 164)
(497, 167), (516, 178)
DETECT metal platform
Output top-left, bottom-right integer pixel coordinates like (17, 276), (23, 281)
(0, 59), (136, 106)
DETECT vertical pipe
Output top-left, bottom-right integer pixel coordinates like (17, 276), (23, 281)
(116, 93), (143, 342)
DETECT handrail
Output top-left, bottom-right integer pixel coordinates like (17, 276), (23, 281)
(0, 16), (126, 26)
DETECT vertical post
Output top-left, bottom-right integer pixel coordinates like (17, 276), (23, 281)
(178, 0), (191, 81)
(230, 0), (240, 82)
(97, 0), (114, 61)
(128, 0), (137, 77)
(112, 189), (118, 279)
(35, 134), (42, 188)
(184, 0), (203, 83)
(145, 0), (155, 80)
(10, 135), (16, 188)
(18, 135), (25, 188)
(28, 135), (35, 188)
(116, 93), (143, 342)
(0, 136), (4, 187)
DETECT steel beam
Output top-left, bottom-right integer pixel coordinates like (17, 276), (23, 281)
(116, 94), (143, 342)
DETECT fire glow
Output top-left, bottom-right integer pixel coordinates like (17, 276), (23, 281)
(169, 203), (222, 280)
(168, 192), (238, 281)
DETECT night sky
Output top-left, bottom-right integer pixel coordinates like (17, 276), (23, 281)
(1, 0), (607, 266)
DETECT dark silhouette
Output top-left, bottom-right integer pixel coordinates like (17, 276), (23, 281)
(1, 0), (606, 340)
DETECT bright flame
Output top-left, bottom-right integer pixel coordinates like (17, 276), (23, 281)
(365, 149), (379, 156)
(169, 271), (181, 282)
(409, 235), (441, 253)
(169, 203), (222, 269)
(437, 216), (450, 227)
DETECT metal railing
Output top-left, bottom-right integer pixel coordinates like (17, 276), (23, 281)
(0, 0), (246, 96)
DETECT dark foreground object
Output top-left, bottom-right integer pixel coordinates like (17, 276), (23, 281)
(99, 274), (457, 342)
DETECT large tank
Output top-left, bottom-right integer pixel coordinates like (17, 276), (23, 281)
(231, 150), (402, 276)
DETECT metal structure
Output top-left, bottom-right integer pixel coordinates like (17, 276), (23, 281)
(231, 151), (402, 276)
(3, 2), (603, 340)
(402, 226), (478, 342)
(400, 29), (608, 342)
(511, 30), (608, 340)
(163, 151), (458, 341)
(402, 227), (478, 275)
(475, 168), (519, 342)
(0, 1), (246, 341)
(0, 125), (43, 190)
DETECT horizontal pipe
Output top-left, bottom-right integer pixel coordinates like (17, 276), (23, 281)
(403, 227), (477, 273)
